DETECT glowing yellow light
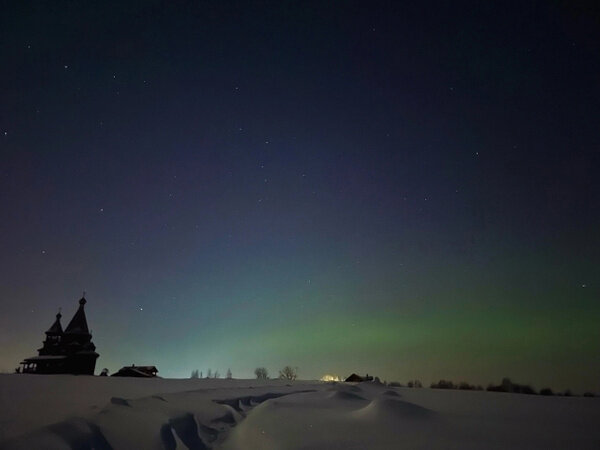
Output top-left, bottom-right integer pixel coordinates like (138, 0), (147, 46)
(320, 374), (341, 382)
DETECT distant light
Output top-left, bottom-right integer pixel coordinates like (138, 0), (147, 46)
(321, 374), (341, 382)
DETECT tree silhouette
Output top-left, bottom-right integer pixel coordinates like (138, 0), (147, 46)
(254, 367), (269, 380)
(279, 366), (298, 381)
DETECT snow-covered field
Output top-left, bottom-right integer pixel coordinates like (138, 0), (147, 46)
(1, 374), (599, 449)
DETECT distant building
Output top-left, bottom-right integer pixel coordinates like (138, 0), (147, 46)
(20, 296), (99, 375)
(112, 365), (158, 378)
(344, 373), (374, 382)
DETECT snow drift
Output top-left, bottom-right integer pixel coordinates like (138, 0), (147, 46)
(0, 374), (599, 449)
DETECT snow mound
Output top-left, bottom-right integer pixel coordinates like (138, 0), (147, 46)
(354, 396), (434, 421)
(381, 389), (401, 397)
(327, 383), (362, 393)
(110, 396), (131, 407)
(2, 376), (600, 449)
(4, 418), (112, 450)
(327, 390), (367, 401)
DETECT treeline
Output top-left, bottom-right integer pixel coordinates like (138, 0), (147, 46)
(190, 368), (232, 379)
(430, 380), (484, 391)
(384, 377), (596, 397)
(429, 377), (596, 397)
(190, 366), (299, 381)
(254, 366), (298, 380)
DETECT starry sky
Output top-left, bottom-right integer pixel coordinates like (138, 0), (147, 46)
(1, 1), (599, 392)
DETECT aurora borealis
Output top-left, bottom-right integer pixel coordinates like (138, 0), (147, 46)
(1, 1), (599, 392)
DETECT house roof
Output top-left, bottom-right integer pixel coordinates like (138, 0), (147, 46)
(122, 365), (158, 372)
(112, 365), (159, 377)
(344, 373), (373, 382)
(64, 297), (90, 335)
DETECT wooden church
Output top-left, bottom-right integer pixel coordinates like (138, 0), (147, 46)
(20, 295), (99, 375)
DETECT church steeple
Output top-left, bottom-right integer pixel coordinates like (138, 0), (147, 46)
(45, 310), (63, 336)
(64, 295), (90, 335)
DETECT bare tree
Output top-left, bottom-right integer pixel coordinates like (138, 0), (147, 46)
(226, 368), (232, 379)
(254, 367), (269, 380)
(278, 366), (298, 381)
(214, 370), (220, 378)
(207, 368), (212, 378)
(190, 369), (199, 379)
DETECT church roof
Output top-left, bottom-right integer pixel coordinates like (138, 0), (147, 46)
(64, 296), (90, 335)
(45, 311), (63, 335)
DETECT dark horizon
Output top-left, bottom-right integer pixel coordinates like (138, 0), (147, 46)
(1, 1), (599, 392)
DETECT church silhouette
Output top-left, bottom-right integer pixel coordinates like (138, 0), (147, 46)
(20, 295), (99, 375)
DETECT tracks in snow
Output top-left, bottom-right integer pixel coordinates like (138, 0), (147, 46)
(0, 388), (317, 450)
(161, 390), (317, 449)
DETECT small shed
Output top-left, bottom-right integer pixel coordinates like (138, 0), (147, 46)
(112, 365), (158, 378)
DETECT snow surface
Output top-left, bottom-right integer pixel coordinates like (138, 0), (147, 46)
(1, 374), (599, 449)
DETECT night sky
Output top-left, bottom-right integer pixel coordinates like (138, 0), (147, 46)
(1, 1), (599, 391)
